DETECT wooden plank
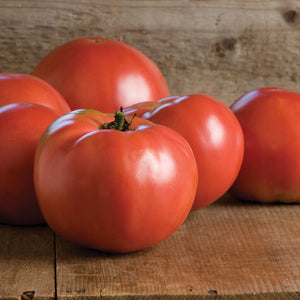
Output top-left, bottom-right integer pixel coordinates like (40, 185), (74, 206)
(0, 225), (55, 300)
(0, 0), (299, 106)
(55, 195), (300, 299)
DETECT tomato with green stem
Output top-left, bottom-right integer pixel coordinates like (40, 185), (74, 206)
(34, 108), (198, 252)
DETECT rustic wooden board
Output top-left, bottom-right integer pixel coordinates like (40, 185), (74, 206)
(55, 195), (300, 299)
(0, 225), (55, 300)
(0, 197), (299, 299)
(0, 0), (299, 106)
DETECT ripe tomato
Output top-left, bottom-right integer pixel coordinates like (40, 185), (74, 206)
(34, 109), (198, 253)
(124, 94), (244, 211)
(0, 103), (62, 225)
(32, 37), (170, 112)
(0, 73), (70, 114)
(230, 87), (300, 203)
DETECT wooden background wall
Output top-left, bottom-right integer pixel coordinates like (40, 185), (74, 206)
(0, 0), (299, 106)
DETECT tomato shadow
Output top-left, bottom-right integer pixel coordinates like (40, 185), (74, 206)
(214, 192), (300, 207)
(55, 230), (154, 261)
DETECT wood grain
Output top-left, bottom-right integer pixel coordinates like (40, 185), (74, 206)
(0, 0), (299, 105)
(0, 225), (55, 300)
(55, 195), (300, 299)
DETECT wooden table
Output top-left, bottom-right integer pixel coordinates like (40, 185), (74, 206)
(1, 194), (299, 299)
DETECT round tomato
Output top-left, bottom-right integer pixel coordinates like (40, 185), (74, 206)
(0, 73), (70, 114)
(230, 87), (300, 203)
(0, 103), (62, 225)
(32, 37), (170, 112)
(34, 109), (198, 253)
(124, 94), (244, 211)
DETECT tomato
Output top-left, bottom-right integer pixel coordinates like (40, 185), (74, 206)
(0, 103), (62, 225)
(124, 94), (244, 211)
(32, 37), (170, 112)
(0, 73), (71, 114)
(230, 87), (300, 203)
(34, 109), (198, 253)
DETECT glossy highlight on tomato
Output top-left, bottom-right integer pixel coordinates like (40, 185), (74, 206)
(0, 103), (62, 225)
(32, 37), (170, 112)
(0, 73), (70, 114)
(124, 94), (244, 211)
(230, 87), (300, 203)
(34, 109), (198, 253)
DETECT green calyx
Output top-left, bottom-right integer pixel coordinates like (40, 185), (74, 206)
(101, 107), (136, 131)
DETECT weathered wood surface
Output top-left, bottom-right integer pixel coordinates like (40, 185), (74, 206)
(54, 195), (300, 299)
(0, 225), (55, 300)
(0, 0), (300, 105)
(1, 195), (299, 299)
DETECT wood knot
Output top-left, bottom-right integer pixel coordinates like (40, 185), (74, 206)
(283, 9), (299, 23)
(76, 288), (86, 294)
(214, 42), (225, 57)
(213, 37), (237, 57)
(222, 37), (237, 51)
(19, 291), (35, 300)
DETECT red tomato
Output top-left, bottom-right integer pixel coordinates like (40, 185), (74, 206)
(124, 94), (244, 211)
(32, 37), (170, 112)
(0, 103), (62, 225)
(34, 109), (198, 253)
(0, 73), (71, 114)
(230, 87), (300, 203)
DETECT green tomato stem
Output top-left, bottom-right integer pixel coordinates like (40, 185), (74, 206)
(101, 107), (136, 131)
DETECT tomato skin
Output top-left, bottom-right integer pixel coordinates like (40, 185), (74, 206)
(0, 103), (62, 225)
(32, 37), (170, 112)
(123, 96), (180, 118)
(124, 94), (244, 211)
(0, 73), (71, 114)
(34, 109), (198, 253)
(230, 87), (300, 203)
